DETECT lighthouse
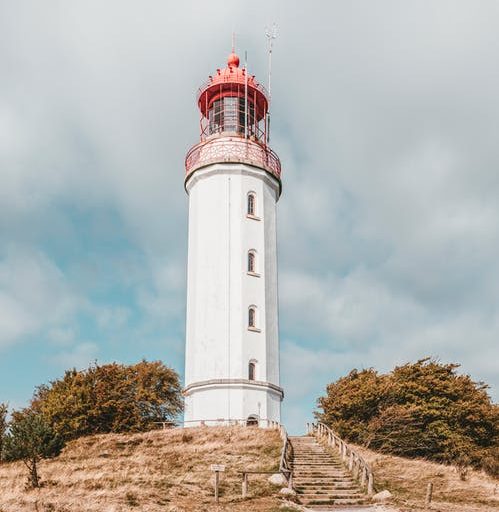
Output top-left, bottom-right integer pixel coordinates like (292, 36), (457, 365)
(183, 48), (283, 427)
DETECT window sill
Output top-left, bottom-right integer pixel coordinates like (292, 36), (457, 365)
(247, 326), (261, 333)
(247, 271), (261, 278)
(246, 214), (261, 221)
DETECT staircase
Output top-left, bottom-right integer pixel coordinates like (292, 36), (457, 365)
(289, 435), (369, 508)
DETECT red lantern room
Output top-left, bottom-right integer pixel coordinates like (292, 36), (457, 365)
(198, 52), (268, 142)
(185, 51), (281, 185)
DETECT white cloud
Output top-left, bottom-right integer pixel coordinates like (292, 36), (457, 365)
(95, 306), (131, 330)
(50, 342), (99, 370)
(0, 247), (80, 348)
(0, 0), (498, 430)
(48, 327), (76, 346)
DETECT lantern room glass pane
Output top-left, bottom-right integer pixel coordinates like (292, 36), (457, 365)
(208, 97), (255, 136)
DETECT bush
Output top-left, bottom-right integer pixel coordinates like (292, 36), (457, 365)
(31, 360), (183, 441)
(480, 446), (499, 478)
(316, 358), (499, 474)
(3, 409), (63, 487)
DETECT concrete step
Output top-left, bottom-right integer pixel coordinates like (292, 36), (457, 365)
(294, 458), (343, 462)
(289, 434), (368, 508)
(294, 472), (350, 476)
(293, 462), (344, 465)
(293, 464), (344, 468)
(298, 497), (367, 503)
(295, 483), (359, 489)
(300, 498), (368, 506)
(297, 492), (365, 498)
(293, 478), (355, 483)
(293, 471), (352, 476)
(293, 467), (349, 470)
(294, 477), (354, 482)
(295, 487), (360, 494)
(299, 497), (367, 502)
(293, 455), (344, 460)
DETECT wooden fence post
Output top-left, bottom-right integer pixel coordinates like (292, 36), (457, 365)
(242, 472), (248, 498)
(425, 482), (433, 507)
(214, 471), (220, 503)
(368, 472), (374, 496)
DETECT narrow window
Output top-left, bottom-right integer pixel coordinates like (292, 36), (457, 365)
(248, 307), (256, 328)
(248, 251), (256, 273)
(248, 361), (256, 380)
(247, 193), (256, 216)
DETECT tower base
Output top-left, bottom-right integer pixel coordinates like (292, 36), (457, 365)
(183, 379), (283, 428)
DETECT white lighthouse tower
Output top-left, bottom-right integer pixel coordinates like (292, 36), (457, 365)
(183, 48), (283, 427)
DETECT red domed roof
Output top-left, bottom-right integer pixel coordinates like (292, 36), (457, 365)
(197, 52), (269, 121)
(227, 52), (240, 68)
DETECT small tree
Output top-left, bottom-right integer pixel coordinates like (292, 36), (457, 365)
(4, 409), (63, 487)
(0, 402), (8, 461)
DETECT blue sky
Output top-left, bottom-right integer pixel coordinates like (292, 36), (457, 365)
(1, 0), (498, 434)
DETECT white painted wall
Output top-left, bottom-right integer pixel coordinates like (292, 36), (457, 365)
(184, 384), (282, 426)
(184, 163), (282, 425)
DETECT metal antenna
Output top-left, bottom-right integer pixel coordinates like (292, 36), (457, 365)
(232, 31), (236, 53)
(265, 23), (278, 106)
(265, 23), (277, 143)
(244, 50), (248, 139)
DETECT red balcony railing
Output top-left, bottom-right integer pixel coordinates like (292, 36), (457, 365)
(185, 136), (281, 181)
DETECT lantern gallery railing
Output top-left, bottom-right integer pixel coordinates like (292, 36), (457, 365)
(185, 136), (281, 182)
(307, 422), (374, 496)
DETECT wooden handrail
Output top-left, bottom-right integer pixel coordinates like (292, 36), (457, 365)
(307, 422), (374, 496)
(278, 424), (294, 489)
(239, 423), (292, 498)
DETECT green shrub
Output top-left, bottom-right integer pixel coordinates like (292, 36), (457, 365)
(316, 358), (499, 475)
(31, 360), (183, 441)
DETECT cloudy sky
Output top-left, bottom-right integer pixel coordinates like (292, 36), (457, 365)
(1, 0), (498, 434)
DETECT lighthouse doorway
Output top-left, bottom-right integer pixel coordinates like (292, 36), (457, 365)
(246, 415), (259, 427)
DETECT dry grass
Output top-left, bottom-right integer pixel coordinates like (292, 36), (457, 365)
(351, 443), (499, 511)
(0, 426), (285, 512)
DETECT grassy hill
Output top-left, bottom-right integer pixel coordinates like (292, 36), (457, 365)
(0, 426), (284, 512)
(1, 425), (497, 512)
(352, 443), (499, 511)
